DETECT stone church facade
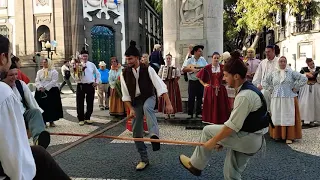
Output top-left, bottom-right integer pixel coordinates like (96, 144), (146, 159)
(0, 0), (161, 81)
(0, 0), (75, 80)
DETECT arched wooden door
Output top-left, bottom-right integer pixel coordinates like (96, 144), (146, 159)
(91, 25), (115, 68)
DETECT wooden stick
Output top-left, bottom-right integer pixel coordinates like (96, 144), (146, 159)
(50, 132), (204, 146)
(51, 116), (131, 157)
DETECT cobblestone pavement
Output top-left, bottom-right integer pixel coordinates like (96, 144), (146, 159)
(48, 90), (320, 180)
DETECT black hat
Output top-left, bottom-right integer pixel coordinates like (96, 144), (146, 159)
(191, 45), (204, 55)
(10, 60), (18, 70)
(80, 47), (89, 55)
(125, 40), (140, 57)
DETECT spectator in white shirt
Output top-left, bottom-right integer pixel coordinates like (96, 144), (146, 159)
(252, 45), (279, 111)
(76, 48), (101, 126)
(0, 34), (70, 180)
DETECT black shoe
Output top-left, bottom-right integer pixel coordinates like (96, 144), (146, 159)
(105, 106), (109, 110)
(195, 114), (202, 118)
(35, 131), (51, 149)
(150, 135), (160, 151)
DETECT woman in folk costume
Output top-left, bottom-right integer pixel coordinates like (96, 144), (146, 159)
(299, 58), (320, 126)
(108, 57), (125, 116)
(196, 52), (231, 124)
(35, 58), (63, 127)
(158, 53), (183, 119)
(262, 56), (307, 144)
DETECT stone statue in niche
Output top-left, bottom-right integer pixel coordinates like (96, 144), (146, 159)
(84, 0), (122, 10)
(36, 0), (49, 6)
(38, 32), (49, 51)
(180, 0), (203, 25)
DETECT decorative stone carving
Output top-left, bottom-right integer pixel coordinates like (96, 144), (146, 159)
(107, 10), (120, 19)
(38, 32), (49, 50)
(180, 0), (203, 25)
(87, 9), (101, 17)
(35, 16), (51, 24)
(36, 0), (49, 6)
(84, 0), (123, 10)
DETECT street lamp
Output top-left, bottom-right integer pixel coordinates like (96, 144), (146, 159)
(45, 41), (51, 59)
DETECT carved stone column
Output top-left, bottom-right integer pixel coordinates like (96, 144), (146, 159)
(162, 0), (223, 98)
(71, 0), (85, 56)
(163, 0), (178, 67)
(204, 0), (223, 62)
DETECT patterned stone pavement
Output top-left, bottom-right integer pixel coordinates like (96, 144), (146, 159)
(47, 90), (320, 180)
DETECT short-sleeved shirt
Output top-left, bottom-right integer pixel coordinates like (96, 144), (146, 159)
(181, 56), (208, 81)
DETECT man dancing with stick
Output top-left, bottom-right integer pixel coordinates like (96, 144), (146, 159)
(120, 40), (174, 171)
(179, 52), (271, 179)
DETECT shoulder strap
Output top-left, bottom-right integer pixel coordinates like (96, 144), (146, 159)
(239, 81), (267, 110)
(240, 81), (263, 96)
(15, 80), (28, 109)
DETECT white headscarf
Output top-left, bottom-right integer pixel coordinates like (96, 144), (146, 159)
(277, 56), (288, 82)
(43, 58), (54, 78)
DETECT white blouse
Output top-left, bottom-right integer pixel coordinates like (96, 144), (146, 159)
(212, 64), (220, 73)
(0, 82), (36, 179)
(35, 69), (59, 91)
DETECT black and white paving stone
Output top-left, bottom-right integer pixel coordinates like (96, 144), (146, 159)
(50, 91), (320, 180)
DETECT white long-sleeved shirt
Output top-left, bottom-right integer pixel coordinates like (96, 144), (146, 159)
(35, 69), (59, 91)
(252, 57), (278, 87)
(12, 80), (43, 114)
(78, 61), (101, 84)
(60, 64), (70, 77)
(0, 82), (36, 180)
(120, 66), (168, 102)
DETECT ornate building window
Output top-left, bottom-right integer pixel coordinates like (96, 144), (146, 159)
(91, 25), (115, 67)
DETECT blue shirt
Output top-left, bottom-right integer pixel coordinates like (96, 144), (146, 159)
(181, 56), (208, 81)
(98, 69), (110, 84)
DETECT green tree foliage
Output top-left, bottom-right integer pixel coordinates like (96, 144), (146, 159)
(236, 0), (314, 32)
(224, 0), (246, 51)
(150, 0), (162, 13)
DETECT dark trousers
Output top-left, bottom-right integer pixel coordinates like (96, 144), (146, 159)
(0, 146), (70, 180)
(76, 83), (95, 122)
(188, 80), (204, 116)
(60, 77), (75, 92)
